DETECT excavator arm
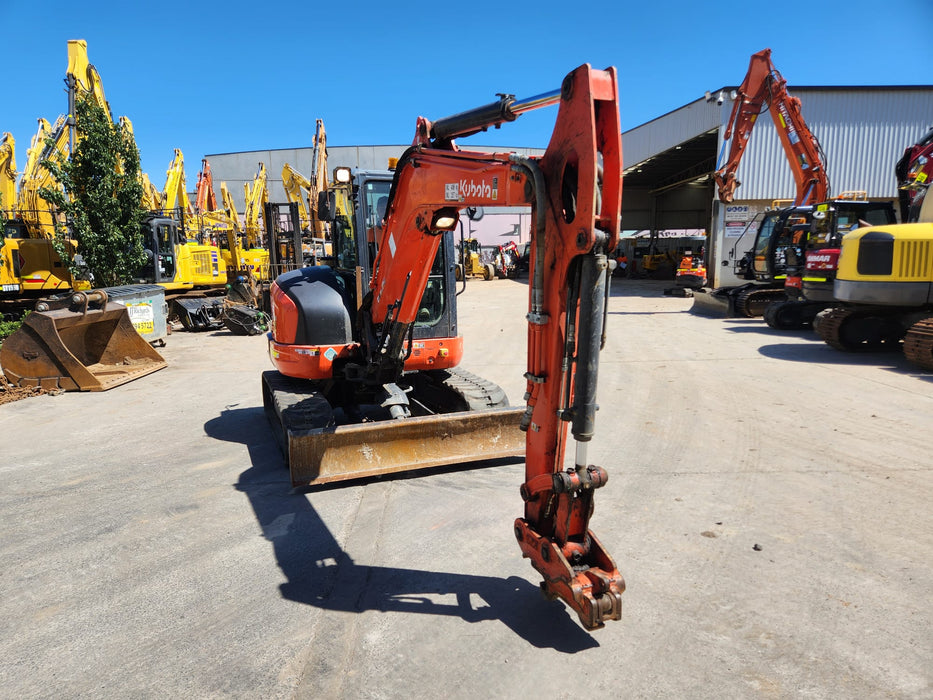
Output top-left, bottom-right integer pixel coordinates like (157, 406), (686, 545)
(243, 163), (268, 249)
(195, 158), (218, 212)
(714, 48), (828, 206)
(364, 65), (624, 628)
(281, 163), (313, 231)
(282, 120), (329, 236)
(19, 116), (70, 238)
(66, 39), (112, 122)
(309, 119), (329, 238)
(221, 181), (241, 232)
(161, 148), (195, 224)
(0, 133), (15, 217)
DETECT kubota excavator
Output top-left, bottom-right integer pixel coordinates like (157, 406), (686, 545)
(693, 48), (831, 317)
(263, 64), (624, 630)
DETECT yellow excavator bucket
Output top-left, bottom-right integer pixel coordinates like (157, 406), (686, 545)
(1, 290), (166, 392)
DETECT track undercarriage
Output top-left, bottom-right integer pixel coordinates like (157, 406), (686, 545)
(816, 306), (933, 372)
(262, 368), (524, 486)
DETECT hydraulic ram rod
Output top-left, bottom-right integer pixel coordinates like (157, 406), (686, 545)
(429, 89), (561, 143)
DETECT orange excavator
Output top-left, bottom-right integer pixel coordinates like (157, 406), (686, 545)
(263, 65), (624, 630)
(694, 48), (831, 317)
(714, 48), (828, 207)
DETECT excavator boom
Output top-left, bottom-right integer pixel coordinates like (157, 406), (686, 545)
(0, 133), (15, 216)
(714, 48), (828, 206)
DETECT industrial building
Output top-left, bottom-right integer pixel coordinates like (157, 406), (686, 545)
(206, 84), (933, 287)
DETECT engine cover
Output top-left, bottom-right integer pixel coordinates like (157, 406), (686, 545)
(275, 266), (353, 345)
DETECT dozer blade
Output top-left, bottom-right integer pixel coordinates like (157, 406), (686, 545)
(689, 287), (735, 317)
(0, 291), (166, 392)
(262, 371), (525, 486)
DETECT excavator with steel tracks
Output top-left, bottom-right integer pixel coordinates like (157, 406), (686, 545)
(763, 193), (896, 329)
(815, 138), (933, 368)
(263, 64), (625, 630)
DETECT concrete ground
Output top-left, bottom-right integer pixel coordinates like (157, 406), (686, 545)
(1, 278), (931, 699)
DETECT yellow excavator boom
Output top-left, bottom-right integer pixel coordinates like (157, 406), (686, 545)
(310, 119), (329, 238)
(66, 39), (112, 122)
(18, 117), (70, 238)
(243, 163), (268, 249)
(281, 163), (312, 231)
(161, 148), (192, 215)
(0, 132), (16, 216)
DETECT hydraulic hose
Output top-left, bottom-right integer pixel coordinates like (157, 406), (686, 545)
(509, 155), (547, 323)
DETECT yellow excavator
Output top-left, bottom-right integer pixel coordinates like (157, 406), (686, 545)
(816, 180), (933, 369)
(135, 149), (234, 330)
(3, 39), (137, 304)
(280, 119), (331, 263)
(193, 157), (270, 283)
(1, 117), (80, 302)
(2, 39), (166, 391)
(142, 148), (228, 288)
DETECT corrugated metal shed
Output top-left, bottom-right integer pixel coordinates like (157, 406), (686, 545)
(207, 145), (544, 210)
(623, 98), (721, 169)
(720, 86), (933, 200)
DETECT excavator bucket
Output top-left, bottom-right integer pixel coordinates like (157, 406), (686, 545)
(690, 287), (738, 317)
(1, 290), (166, 392)
(262, 371), (525, 486)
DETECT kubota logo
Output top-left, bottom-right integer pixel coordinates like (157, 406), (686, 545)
(446, 178), (498, 201)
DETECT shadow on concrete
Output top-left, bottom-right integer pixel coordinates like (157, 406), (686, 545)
(608, 278), (683, 299)
(721, 319), (817, 339)
(204, 406), (598, 652)
(756, 341), (933, 379)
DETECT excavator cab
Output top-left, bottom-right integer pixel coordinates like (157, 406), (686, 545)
(138, 216), (179, 284)
(800, 199), (897, 303)
(749, 207), (812, 282)
(324, 169), (457, 342)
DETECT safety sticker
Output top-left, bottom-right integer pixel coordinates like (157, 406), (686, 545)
(126, 302), (154, 334)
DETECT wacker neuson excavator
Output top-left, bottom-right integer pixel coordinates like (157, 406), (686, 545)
(263, 65), (625, 630)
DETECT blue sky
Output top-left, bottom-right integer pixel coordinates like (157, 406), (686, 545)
(3, 0), (932, 182)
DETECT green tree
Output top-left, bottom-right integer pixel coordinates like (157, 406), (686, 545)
(39, 98), (146, 288)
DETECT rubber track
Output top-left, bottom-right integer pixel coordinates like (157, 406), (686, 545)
(262, 371), (334, 432)
(433, 367), (509, 411)
(903, 317), (933, 371)
(735, 288), (785, 317)
(764, 301), (800, 329)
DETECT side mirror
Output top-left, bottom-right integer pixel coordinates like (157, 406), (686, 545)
(466, 206), (484, 222)
(317, 191), (337, 222)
